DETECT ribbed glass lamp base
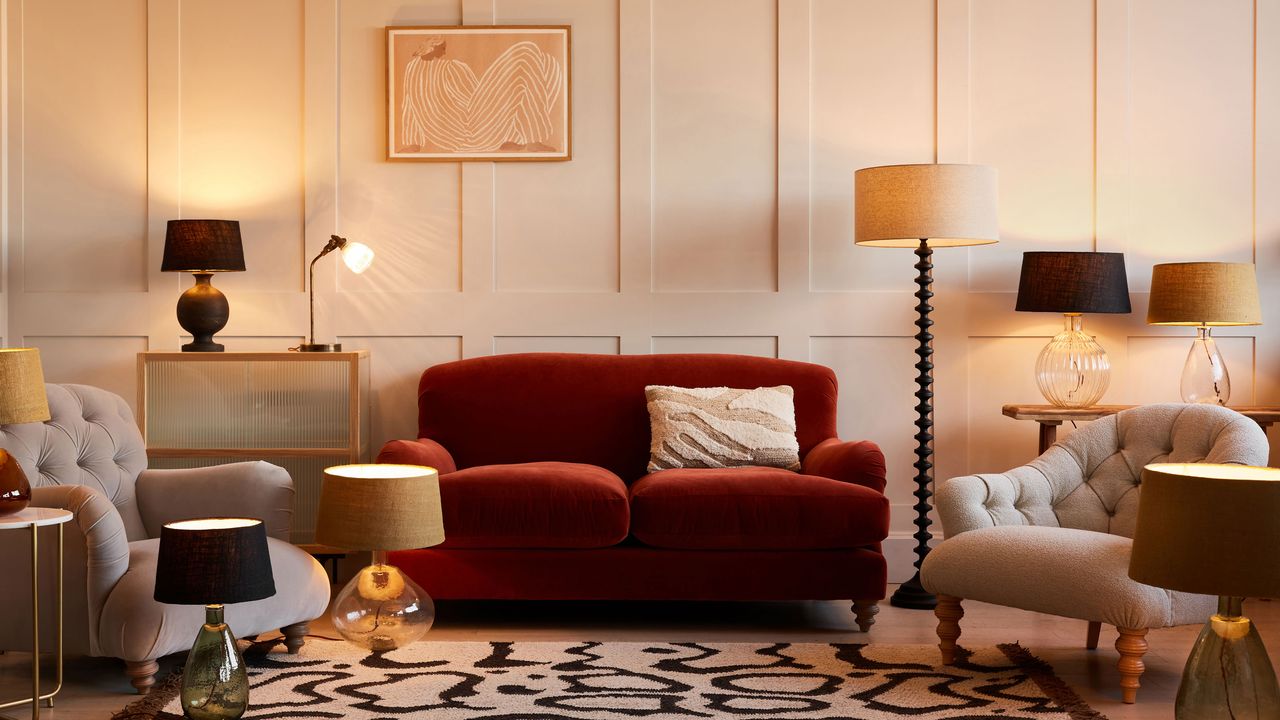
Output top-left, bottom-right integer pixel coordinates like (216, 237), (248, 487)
(331, 557), (434, 652)
(1181, 326), (1231, 405)
(1176, 597), (1280, 719)
(1034, 315), (1110, 408)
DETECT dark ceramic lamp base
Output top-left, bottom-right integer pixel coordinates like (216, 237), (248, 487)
(178, 274), (229, 352)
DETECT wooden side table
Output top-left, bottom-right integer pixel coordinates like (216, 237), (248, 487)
(0, 507), (71, 719)
(1004, 404), (1280, 455)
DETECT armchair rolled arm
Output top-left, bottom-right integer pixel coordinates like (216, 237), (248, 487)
(136, 461), (293, 540)
(937, 464), (1062, 538)
(801, 438), (887, 493)
(377, 438), (457, 475)
(0, 485), (131, 655)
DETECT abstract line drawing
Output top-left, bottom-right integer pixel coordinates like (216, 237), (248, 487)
(387, 27), (571, 161)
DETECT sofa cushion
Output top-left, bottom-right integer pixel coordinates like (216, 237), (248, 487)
(439, 462), (629, 549)
(629, 467), (889, 550)
(645, 385), (801, 472)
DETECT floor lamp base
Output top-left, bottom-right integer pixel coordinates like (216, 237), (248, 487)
(890, 571), (937, 610)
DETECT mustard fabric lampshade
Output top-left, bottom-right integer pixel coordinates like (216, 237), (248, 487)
(0, 348), (50, 425)
(1147, 262), (1262, 326)
(315, 464), (445, 551)
(1129, 463), (1280, 598)
(854, 164), (1000, 248)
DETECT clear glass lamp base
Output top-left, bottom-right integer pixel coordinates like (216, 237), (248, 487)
(182, 605), (249, 720)
(1181, 326), (1232, 405)
(1176, 597), (1280, 719)
(1035, 314), (1110, 408)
(331, 554), (435, 652)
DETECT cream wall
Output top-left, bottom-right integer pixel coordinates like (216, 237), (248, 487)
(3, 0), (1277, 580)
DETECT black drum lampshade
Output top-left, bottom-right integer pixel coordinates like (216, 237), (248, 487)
(1015, 251), (1132, 314)
(161, 219), (246, 353)
(154, 518), (275, 606)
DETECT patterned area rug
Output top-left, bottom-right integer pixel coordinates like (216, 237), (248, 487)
(114, 639), (1106, 719)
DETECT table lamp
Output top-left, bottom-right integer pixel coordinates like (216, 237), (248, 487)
(315, 464), (444, 651)
(855, 163), (999, 610)
(161, 220), (246, 352)
(1015, 251), (1131, 407)
(0, 348), (50, 516)
(1147, 261), (1261, 405)
(154, 518), (275, 720)
(298, 235), (374, 352)
(1130, 463), (1280, 719)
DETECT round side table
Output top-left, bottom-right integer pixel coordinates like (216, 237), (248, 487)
(0, 507), (71, 719)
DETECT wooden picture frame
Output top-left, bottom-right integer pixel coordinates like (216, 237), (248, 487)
(386, 25), (572, 162)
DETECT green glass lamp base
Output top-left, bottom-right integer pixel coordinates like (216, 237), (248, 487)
(181, 605), (249, 720)
(1176, 596), (1280, 719)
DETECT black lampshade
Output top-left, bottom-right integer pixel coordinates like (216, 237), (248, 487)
(1015, 251), (1132, 314)
(154, 518), (276, 605)
(161, 220), (246, 273)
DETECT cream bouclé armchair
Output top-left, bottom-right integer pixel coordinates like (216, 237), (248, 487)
(0, 384), (330, 693)
(921, 403), (1269, 704)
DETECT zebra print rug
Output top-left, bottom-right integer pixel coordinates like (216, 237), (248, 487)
(114, 640), (1106, 719)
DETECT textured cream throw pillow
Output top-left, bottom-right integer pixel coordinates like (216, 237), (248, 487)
(645, 385), (801, 472)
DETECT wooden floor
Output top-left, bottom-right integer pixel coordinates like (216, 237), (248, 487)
(2, 589), (1275, 718)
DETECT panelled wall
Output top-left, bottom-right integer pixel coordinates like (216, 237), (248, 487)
(4, 0), (1277, 579)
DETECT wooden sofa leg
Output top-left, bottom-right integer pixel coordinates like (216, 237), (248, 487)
(282, 621), (310, 654)
(1116, 627), (1149, 704)
(124, 660), (159, 695)
(1086, 621), (1102, 650)
(852, 600), (880, 633)
(935, 594), (964, 665)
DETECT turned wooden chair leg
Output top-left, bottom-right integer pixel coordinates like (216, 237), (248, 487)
(934, 594), (964, 664)
(1086, 621), (1102, 650)
(282, 621), (310, 654)
(852, 600), (880, 633)
(124, 659), (159, 695)
(1116, 627), (1149, 704)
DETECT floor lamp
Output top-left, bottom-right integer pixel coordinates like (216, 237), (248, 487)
(854, 164), (999, 610)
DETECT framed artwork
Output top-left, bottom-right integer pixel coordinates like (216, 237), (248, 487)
(387, 26), (572, 161)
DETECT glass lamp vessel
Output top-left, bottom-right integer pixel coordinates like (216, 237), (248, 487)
(331, 550), (435, 651)
(1180, 325), (1232, 405)
(1015, 252), (1132, 408)
(315, 464), (445, 650)
(1131, 464), (1280, 718)
(182, 604), (250, 720)
(1034, 314), (1110, 408)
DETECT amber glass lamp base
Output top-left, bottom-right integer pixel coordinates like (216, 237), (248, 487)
(0, 449), (31, 516)
(1176, 596), (1280, 719)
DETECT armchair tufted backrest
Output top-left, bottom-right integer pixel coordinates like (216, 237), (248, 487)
(994, 403), (1270, 537)
(0, 384), (148, 540)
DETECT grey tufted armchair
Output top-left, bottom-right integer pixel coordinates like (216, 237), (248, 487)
(921, 403), (1269, 704)
(0, 384), (330, 693)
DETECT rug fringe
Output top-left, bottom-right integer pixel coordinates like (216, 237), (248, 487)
(998, 642), (1111, 720)
(109, 670), (183, 720)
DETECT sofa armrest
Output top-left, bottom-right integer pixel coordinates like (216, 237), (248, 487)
(0, 485), (131, 655)
(135, 461), (293, 541)
(801, 438), (887, 493)
(377, 438), (457, 475)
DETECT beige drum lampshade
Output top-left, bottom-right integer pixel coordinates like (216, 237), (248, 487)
(854, 164), (1000, 248)
(1129, 463), (1280, 599)
(1147, 262), (1262, 326)
(315, 464), (445, 551)
(0, 348), (50, 425)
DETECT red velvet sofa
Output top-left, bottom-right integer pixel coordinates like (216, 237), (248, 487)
(378, 353), (890, 627)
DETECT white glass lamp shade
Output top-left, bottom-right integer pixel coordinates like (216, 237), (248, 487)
(1035, 315), (1110, 408)
(340, 241), (374, 273)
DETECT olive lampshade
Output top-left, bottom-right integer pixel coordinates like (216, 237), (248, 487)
(315, 464), (445, 551)
(1129, 463), (1280, 599)
(0, 348), (49, 425)
(1147, 262), (1261, 326)
(854, 164), (1000, 248)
